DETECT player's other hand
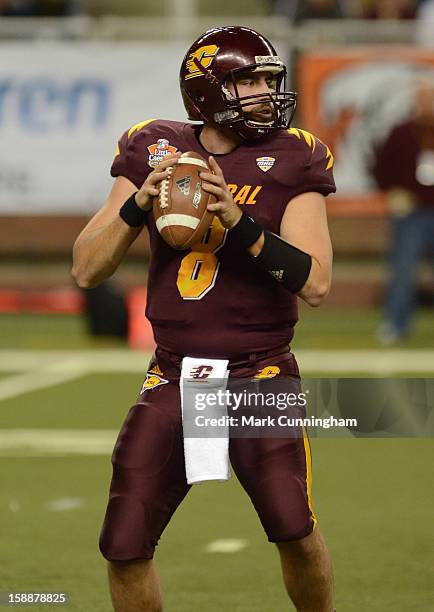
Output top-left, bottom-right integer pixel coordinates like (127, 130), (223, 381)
(135, 153), (181, 211)
(200, 156), (242, 229)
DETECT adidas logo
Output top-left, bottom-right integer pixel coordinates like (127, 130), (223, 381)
(270, 270), (284, 281)
(176, 176), (191, 196)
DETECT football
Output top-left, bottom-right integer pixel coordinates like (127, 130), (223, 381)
(153, 151), (216, 250)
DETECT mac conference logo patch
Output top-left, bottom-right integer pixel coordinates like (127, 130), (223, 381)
(256, 156), (275, 172)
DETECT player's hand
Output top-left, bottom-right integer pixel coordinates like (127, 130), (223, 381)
(200, 156), (243, 229)
(135, 153), (181, 211)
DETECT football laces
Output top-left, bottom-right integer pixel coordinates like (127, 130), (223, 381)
(159, 167), (173, 209)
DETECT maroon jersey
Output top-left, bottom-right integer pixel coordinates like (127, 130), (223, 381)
(111, 119), (335, 358)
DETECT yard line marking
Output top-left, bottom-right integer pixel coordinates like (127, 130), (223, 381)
(0, 429), (117, 456)
(0, 367), (85, 402)
(0, 350), (150, 372)
(205, 539), (248, 553)
(296, 350), (434, 374)
(0, 350), (433, 375)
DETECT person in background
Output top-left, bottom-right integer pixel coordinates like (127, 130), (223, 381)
(361, 0), (417, 19)
(0, 0), (39, 15)
(292, 0), (344, 22)
(0, 0), (84, 16)
(373, 78), (434, 344)
(271, 0), (365, 19)
(415, 0), (434, 46)
(270, 0), (300, 19)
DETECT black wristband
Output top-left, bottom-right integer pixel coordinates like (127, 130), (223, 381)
(119, 192), (148, 228)
(229, 212), (263, 249)
(255, 230), (312, 293)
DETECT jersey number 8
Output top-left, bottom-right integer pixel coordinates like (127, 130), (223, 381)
(177, 217), (227, 300)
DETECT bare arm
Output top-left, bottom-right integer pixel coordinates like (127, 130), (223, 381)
(72, 176), (141, 288)
(71, 154), (180, 289)
(279, 192), (333, 307)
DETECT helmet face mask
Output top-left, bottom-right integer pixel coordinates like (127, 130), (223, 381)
(219, 66), (296, 138)
(180, 27), (297, 141)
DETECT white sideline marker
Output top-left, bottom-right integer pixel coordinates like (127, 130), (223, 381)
(205, 539), (248, 554)
(0, 349), (433, 374)
(0, 349), (433, 403)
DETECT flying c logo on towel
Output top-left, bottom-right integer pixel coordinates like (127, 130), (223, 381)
(189, 365), (214, 379)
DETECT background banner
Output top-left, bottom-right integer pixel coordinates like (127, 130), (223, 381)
(0, 42), (187, 214)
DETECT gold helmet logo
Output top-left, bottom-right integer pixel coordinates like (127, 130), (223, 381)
(185, 45), (219, 80)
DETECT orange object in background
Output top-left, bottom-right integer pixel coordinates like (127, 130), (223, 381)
(0, 286), (156, 350)
(297, 47), (434, 216)
(127, 287), (155, 351)
(0, 288), (84, 314)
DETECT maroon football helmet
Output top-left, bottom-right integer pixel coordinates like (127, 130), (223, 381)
(180, 26), (297, 141)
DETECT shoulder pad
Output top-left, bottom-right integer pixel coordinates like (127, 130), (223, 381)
(286, 128), (334, 171)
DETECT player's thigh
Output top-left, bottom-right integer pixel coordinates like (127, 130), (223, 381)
(230, 432), (315, 542)
(100, 382), (190, 560)
(112, 384), (181, 473)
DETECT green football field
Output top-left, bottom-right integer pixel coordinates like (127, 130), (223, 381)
(0, 309), (433, 611)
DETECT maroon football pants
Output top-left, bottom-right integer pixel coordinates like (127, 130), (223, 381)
(99, 347), (316, 561)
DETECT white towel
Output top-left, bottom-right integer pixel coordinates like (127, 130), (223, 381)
(180, 357), (230, 485)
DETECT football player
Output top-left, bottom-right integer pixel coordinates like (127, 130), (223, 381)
(72, 27), (336, 612)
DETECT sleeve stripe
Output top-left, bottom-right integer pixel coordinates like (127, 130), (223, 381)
(325, 146), (334, 170)
(287, 127), (301, 139)
(128, 118), (156, 138)
(288, 127), (316, 153)
(288, 127), (334, 170)
(299, 129), (316, 153)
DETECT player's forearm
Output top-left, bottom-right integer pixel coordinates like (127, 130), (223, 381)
(297, 257), (332, 307)
(249, 235), (331, 307)
(231, 214), (331, 303)
(72, 216), (141, 289)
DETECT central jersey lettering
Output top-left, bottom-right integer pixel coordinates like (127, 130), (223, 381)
(227, 184), (262, 205)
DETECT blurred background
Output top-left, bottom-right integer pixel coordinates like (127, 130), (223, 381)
(0, 0), (433, 350)
(0, 2), (433, 611)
